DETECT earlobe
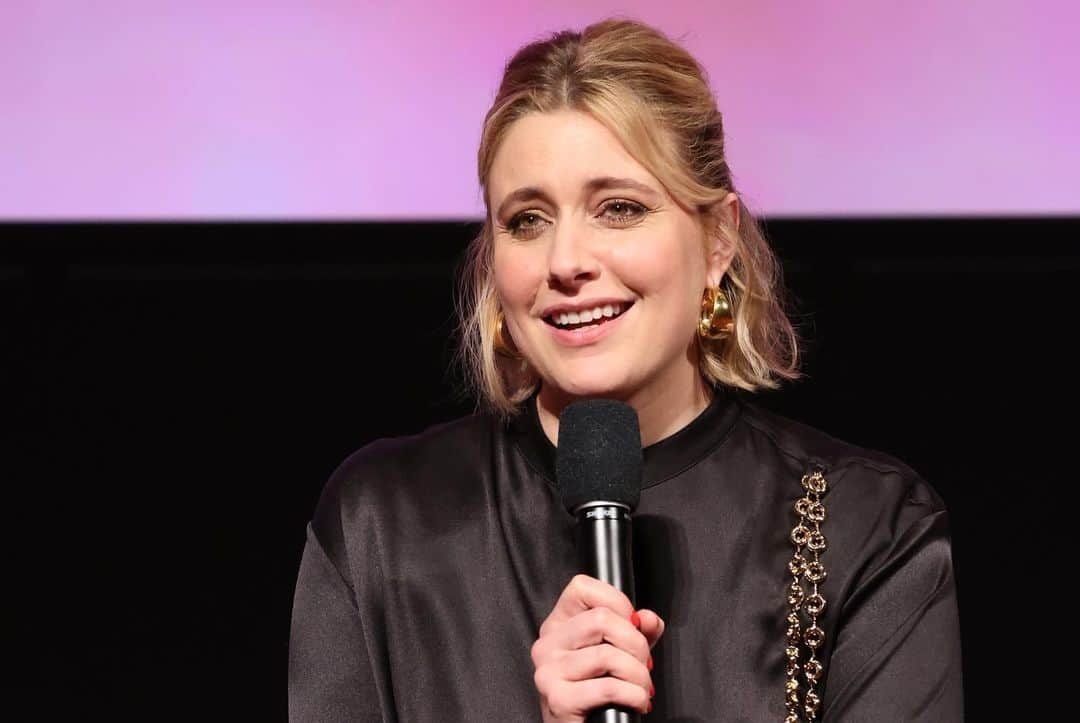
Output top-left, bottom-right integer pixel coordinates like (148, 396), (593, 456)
(706, 248), (735, 289)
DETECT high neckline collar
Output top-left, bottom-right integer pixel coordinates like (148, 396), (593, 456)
(507, 383), (742, 489)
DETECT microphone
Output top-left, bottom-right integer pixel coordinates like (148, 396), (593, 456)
(556, 399), (644, 723)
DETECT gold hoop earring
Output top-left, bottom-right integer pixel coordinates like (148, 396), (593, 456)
(493, 311), (523, 359)
(698, 285), (734, 340)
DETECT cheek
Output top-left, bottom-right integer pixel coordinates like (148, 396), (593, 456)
(492, 244), (539, 307)
(609, 237), (706, 331)
(610, 238), (696, 295)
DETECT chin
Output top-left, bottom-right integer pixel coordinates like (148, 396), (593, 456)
(547, 369), (633, 401)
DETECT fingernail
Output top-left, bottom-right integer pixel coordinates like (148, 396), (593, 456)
(646, 700), (653, 714)
(630, 610), (641, 628)
(647, 654), (653, 671)
(649, 683), (655, 698)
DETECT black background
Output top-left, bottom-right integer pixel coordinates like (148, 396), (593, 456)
(4, 218), (1074, 720)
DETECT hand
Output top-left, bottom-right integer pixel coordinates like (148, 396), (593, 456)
(531, 574), (666, 722)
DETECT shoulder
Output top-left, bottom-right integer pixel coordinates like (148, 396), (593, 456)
(307, 412), (497, 553)
(320, 411), (495, 508)
(733, 397), (956, 630)
(734, 396), (946, 516)
(328, 412), (494, 493)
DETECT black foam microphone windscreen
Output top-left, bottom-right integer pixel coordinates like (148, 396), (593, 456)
(556, 399), (642, 513)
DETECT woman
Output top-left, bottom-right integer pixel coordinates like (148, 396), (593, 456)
(289, 18), (963, 722)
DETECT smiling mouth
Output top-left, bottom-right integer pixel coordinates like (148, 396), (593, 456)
(544, 302), (633, 330)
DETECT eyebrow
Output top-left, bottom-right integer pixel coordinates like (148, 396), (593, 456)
(494, 176), (661, 221)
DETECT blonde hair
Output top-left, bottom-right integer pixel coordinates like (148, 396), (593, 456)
(454, 17), (803, 418)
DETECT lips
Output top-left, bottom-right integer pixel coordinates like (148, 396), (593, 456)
(540, 298), (635, 321)
(544, 301), (631, 329)
(544, 301), (632, 347)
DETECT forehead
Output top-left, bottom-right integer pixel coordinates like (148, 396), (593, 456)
(488, 110), (657, 199)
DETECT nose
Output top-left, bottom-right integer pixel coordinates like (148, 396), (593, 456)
(546, 217), (600, 289)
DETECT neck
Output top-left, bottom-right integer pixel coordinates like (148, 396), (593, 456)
(536, 372), (714, 449)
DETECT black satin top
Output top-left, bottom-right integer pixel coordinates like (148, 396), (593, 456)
(288, 387), (963, 721)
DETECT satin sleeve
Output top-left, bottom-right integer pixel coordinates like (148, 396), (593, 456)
(821, 506), (964, 721)
(288, 523), (384, 722)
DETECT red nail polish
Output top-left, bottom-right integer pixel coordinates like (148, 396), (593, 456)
(646, 700), (653, 714)
(630, 610), (641, 628)
(647, 655), (654, 671)
(649, 683), (655, 698)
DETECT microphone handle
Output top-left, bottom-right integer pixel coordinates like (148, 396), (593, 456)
(575, 503), (640, 723)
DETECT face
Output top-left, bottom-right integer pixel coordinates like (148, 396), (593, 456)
(488, 109), (736, 406)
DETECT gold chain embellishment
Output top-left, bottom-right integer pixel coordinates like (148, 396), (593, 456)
(784, 467), (829, 722)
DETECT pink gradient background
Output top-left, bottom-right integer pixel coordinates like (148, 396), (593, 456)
(2, 1), (1076, 219)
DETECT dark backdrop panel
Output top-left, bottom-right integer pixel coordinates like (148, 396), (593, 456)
(4, 219), (1075, 720)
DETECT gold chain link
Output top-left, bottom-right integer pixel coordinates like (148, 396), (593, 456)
(784, 467), (829, 721)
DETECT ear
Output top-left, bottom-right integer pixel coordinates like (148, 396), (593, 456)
(703, 191), (740, 287)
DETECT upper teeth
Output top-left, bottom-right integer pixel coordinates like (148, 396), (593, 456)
(551, 304), (624, 326)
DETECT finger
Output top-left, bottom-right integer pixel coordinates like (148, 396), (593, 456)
(545, 676), (652, 718)
(635, 608), (666, 649)
(557, 643), (653, 693)
(544, 574), (636, 629)
(555, 605), (650, 665)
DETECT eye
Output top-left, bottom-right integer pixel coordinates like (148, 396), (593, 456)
(599, 199), (647, 223)
(506, 211), (548, 239)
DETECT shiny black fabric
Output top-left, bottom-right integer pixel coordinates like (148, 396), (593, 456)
(289, 387), (963, 722)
